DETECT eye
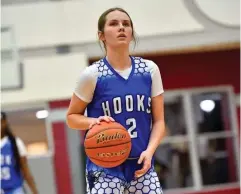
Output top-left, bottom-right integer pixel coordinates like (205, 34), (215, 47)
(109, 21), (118, 26)
(123, 22), (131, 27)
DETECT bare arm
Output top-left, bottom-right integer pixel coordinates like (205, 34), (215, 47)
(135, 94), (166, 178)
(66, 94), (96, 130)
(66, 93), (115, 130)
(20, 157), (38, 194)
(146, 94), (166, 155)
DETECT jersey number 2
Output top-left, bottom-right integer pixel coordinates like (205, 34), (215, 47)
(126, 118), (137, 138)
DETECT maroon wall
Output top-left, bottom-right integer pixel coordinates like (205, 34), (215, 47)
(144, 49), (240, 93)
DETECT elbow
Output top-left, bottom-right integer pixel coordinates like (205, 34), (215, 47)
(66, 113), (84, 130)
(66, 114), (74, 129)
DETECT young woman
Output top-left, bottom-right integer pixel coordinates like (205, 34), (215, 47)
(67, 7), (166, 194)
(1, 112), (38, 194)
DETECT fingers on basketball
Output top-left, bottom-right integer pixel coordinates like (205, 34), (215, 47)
(84, 121), (131, 168)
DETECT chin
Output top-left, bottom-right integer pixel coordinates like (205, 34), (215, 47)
(115, 41), (130, 47)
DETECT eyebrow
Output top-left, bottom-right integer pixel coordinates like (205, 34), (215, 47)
(109, 19), (130, 22)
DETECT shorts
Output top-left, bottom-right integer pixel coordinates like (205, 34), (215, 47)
(1, 187), (25, 194)
(86, 167), (163, 194)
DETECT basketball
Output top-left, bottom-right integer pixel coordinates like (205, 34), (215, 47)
(84, 121), (132, 168)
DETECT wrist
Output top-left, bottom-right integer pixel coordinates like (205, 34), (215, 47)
(88, 117), (97, 125)
(146, 146), (155, 156)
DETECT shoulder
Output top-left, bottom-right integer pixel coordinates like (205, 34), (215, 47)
(132, 57), (159, 74)
(83, 58), (109, 79)
(142, 58), (158, 70)
(76, 60), (101, 84)
(91, 58), (115, 78)
(16, 137), (25, 146)
(82, 61), (100, 77)
(16, 137), (26, 151)
(16, 137), (27, 156)
(74, 59), (107, 103)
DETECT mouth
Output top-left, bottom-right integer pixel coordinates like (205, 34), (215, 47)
(117, 34), (127, 38)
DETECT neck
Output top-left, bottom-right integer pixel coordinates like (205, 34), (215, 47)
(106, 47), (131, 70)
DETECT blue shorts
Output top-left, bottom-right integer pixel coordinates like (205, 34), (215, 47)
(86, 158), (157, 182)
(86, 167), (163, 194)
(1, 187), (25, 194)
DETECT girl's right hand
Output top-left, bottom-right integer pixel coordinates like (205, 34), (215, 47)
(89, 116), (115, 129)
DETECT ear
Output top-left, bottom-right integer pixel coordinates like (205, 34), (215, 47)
(98, 31), (105, 42)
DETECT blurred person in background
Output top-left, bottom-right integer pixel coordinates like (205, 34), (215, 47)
(1, 112), (38, 194)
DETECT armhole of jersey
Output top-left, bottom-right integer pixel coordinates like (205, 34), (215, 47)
(74, 91), (92, 103)
(74, 64), (99, 103)
(144, 59), (164, 97)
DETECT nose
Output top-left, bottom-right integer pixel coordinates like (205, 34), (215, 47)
(118, 23), (124, 31)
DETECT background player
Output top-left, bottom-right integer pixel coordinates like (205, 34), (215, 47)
(1, 112), (38, 194)
(67, 7), (166, 193)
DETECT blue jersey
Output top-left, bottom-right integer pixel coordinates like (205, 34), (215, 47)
(75, 56), (163, 182)
(87, 57), (152, 158)
(1, 137), (24, 190)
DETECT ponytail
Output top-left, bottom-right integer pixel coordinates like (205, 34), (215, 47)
(5, 126), (21, 172)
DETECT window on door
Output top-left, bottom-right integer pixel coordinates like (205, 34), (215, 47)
(153, 87), (239, 192)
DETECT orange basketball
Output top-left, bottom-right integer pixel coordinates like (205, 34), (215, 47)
(84, 121), (132, 168)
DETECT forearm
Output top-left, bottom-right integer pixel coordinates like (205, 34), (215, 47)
(23, 172), (38, 194)
(66, 114), (96, 130)
(147, 120), (166, 155)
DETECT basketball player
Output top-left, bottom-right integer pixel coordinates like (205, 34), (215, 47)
(67, 7), (166, 194)
(1, 112), (38, 194)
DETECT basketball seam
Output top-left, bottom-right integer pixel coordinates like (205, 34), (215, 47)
(85, 141), (131, 149)
(85, 127), (127, 139)
(89, 156), (128, 162)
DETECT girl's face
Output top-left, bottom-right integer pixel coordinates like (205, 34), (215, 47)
(99, 10), (133, 49)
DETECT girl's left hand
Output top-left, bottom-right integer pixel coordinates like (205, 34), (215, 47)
(134, 150), (153, 178)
